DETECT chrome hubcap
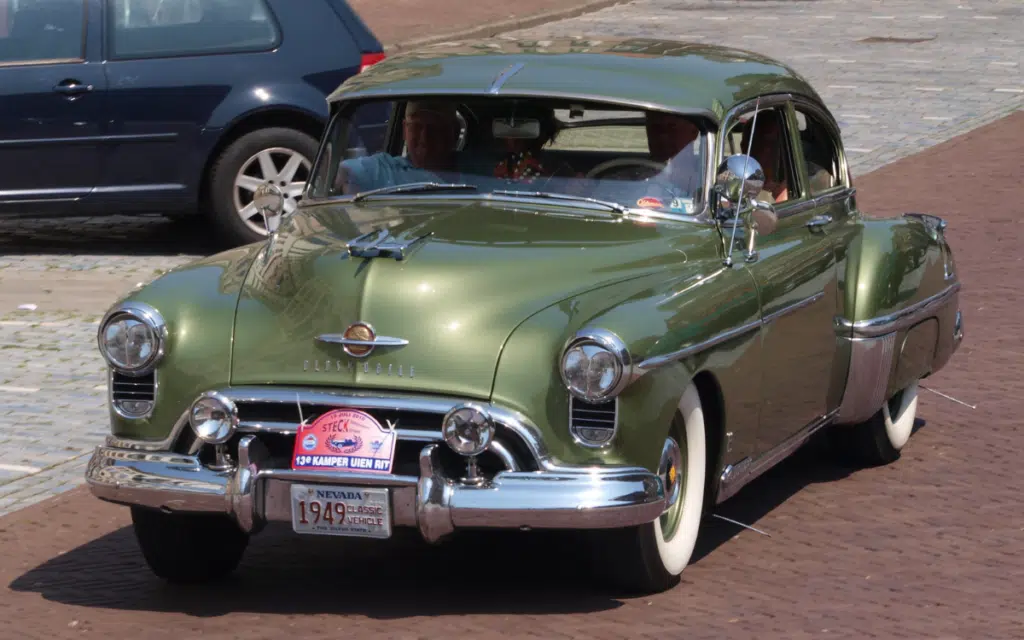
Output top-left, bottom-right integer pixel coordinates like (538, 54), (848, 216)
(233, 147), (310, 235)
(658, 435), (685, 540)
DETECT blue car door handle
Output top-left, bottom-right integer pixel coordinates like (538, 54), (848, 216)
(53, 79), (94, 96)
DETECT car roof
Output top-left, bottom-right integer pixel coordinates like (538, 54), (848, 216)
(327, 36), (825, 124)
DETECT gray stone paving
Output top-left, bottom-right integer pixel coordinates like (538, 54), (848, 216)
(0, 0), (1021, 516)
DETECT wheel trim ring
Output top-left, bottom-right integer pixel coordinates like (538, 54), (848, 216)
(232, 146), (311, 236)
(658, 432), (686, 541)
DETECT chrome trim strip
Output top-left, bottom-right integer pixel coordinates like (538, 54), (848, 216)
(837, 282), (961, 338)
(763, 291), (825, 324)
(489, 62), (526, 94)
(717, 408), (839, 504)
(636, 318), (762, 371)
(834, 333), (897, 425)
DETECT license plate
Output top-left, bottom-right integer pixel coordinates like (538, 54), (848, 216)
(289, 484), (391, 539)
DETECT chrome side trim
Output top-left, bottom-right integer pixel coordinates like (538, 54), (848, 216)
(834, 333), (897, 425)
(717, 408), (838, 504)
(763, 291), (825, 324)
(837, 282), (961, 338)
(489, 62), (526, 94)
(636, 319), (762, 371)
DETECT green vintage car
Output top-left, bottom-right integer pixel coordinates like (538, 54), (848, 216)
(85, 37), (964, 593)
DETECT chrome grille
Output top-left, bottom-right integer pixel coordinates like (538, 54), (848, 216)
(569, 397), (617, 446)
(111, 371), (155, 418)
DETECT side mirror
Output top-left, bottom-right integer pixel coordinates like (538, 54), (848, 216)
(713, 154), (765, 205)
(253, 183), (286, 234)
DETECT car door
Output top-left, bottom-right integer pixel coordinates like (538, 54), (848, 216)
(724, 98), (841, 455)
(0, 0), (106, 211)
(96, 0), (285, 205)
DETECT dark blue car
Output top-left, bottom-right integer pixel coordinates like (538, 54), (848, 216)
(0, 0), (387, 245)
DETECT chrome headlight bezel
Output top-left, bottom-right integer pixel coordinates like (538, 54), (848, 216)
(96, 301), (167, 376)
(559, 328), (633, 403)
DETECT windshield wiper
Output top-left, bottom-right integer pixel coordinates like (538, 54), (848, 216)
(491, 189), (628, 216)
(352, 182), (478, 202)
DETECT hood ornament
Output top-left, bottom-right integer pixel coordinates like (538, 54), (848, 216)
(316, 322), (408, 358)
(346, 228), (434, 261)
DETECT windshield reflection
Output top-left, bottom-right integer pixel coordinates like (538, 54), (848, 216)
(307, 97), (708, 217)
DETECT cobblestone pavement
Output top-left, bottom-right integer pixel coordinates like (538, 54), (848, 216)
(0, 110), (1021, 638)
(0, 0), (1021, 514)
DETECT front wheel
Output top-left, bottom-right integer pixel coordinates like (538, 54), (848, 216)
(590, 383), (706, 594)
(131, 507), (249, 583)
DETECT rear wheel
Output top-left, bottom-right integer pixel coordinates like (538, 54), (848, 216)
(832, 380), (921, 467)
(206, 127), (317, 246)
(131, 507), (249, 583)
(591, 382), (706, 594)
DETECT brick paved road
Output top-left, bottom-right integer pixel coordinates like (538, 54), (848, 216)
(1, 110), (1022, 638)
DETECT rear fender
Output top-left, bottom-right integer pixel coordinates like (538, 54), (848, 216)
(834, 213), (962, 425)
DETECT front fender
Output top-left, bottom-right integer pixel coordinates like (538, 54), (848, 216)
(104, 243), (264, 442)
(491, 250), (762, 473)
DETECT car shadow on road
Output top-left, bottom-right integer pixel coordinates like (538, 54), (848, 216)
(0, 215), (219, 257)
(7, 419), (925, 618)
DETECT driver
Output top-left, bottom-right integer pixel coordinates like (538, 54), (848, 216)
(334, 101), (461, 194)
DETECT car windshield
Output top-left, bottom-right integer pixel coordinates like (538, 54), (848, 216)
(306, 97), (709, 217)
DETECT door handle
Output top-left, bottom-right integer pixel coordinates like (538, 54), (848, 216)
(53, 79), (94, 96)
(807, 214), (832, 229)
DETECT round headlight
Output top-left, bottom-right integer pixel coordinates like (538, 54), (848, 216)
(559, 330), (631, 402)
(189, 392), (238, 444)
(97, 303), (166, 375)
(442, 404), (495, 456)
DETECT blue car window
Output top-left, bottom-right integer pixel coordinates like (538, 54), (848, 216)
(0, 0), (86, 64)
(107, 0), (280, 59)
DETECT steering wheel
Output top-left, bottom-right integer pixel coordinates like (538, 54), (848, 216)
(585, 157), (666, 180)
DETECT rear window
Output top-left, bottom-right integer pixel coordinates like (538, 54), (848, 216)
(107, 0), (280, 59)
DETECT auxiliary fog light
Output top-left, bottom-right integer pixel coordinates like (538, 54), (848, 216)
(188, 391), (239, 445)
(442, 404), (495, 484)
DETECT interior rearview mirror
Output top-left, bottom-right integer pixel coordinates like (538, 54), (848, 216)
(492, 118), (541, 139)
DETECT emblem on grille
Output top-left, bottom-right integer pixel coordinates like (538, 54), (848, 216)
(315, 322), (409, 358)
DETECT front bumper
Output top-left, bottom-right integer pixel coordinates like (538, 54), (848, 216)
(84, 435), (666, 542)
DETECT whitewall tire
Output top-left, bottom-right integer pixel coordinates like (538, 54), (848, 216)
(592, 381), (707, 594)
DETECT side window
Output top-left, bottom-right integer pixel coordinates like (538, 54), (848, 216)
(724, 106), (796, 205)
(793, 108), (841, 195)
(0, 0), (85, 64)
(107, 0), (280, 59)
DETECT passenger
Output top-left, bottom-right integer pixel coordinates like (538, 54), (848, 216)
(739, 111), (790, 203)
(335, 101), (461, 194)
(493, 105), (569, 182)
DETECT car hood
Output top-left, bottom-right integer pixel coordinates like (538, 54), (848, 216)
(229, 199), (701, 399)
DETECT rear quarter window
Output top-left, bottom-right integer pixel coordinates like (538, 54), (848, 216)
(107, 0), (280, 59)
